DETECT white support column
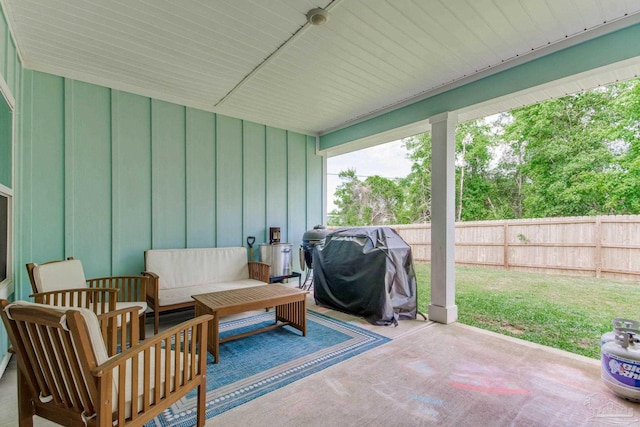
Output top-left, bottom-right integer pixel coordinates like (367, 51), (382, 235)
(428, 112), (458, 324)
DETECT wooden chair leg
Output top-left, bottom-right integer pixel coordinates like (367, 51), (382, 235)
(139, 313), (146, 339)
(17, 366), (34, 427)
(197, 383), (205, 427)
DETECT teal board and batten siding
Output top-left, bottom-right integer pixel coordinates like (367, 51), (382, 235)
(0, 96), (11, 188)
(17, 70), (324, 295)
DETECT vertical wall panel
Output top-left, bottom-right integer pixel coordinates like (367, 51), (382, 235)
(151, 100), (186, 249)
(287, 132), (306, 247)
(0, 96), (11, 187)
(5, 39), (14, 95)
(0, 20), (6, 80)
(266, 127), (287, 242)
(13, 46), (20, 103)
(243, 121), (266, 256)
(186, 108), (216, 247)
(112, 91), (152, 274)
(306, 135), (324, 229)
(15, 69), (30, 301)
(26, 73), (65, 264)
(64, 80), (112, 277)
(216, 115), (243, 247)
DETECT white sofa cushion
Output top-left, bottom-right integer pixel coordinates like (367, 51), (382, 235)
(159, 279), (267, 306)
(145, 247), (250, 290)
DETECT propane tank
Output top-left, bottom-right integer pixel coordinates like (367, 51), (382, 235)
(601, 327), (640, 402)
(601, 319), (640, 346)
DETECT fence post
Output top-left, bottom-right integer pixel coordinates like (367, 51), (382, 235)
(503, 222), (509, 270)
(594, 217), (602, 278)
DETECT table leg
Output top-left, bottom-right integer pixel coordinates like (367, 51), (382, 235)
(275, 297), (307, 335)
(212, 311), (220, 364)
(301, 297), (307, 336)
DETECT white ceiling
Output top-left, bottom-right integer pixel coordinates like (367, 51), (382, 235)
(3, 0), (640, 138)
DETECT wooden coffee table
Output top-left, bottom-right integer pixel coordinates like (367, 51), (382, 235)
(192, 284), (308, 363)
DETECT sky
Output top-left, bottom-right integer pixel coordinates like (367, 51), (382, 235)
(326, 139), (413, 212)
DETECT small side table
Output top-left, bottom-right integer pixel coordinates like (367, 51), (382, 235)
(269, 271), (302, 288)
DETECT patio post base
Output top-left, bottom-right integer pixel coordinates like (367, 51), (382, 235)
(428, 303), (458, 324)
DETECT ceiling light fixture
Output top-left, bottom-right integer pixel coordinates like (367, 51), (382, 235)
(306, 8), (330, 26)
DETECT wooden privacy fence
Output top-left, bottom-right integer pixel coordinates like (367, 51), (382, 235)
(393, 215), (640, 281)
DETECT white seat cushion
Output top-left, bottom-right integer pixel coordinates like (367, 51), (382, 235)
(116, 301), (148, 315)
(118, 346), (174, 416)
(159, 280), (267, 306)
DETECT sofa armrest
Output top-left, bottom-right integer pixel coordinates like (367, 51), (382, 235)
(248, 261), (270, 283)
(142, 271), (161, 334)
(142, 271), (159, 300)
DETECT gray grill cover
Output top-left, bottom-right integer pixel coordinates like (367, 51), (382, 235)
(313, 227), (417, 325)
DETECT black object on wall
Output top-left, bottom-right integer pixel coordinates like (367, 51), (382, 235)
(313, 227), (417, 325)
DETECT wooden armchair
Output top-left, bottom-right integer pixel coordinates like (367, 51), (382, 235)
(0, 299), (212, 427)
(26, 258), (150, 339)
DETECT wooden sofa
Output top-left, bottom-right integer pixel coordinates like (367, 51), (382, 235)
(144, 246), (270, 333)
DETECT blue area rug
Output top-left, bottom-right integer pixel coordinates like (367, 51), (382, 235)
(147, 310), (390, 426)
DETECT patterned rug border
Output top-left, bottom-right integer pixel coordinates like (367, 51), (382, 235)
(149, 310), (391, 426)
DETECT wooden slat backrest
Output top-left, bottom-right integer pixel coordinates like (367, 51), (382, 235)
(1, 301), (98, 421)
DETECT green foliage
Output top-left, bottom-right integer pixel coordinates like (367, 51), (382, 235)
(402, 133), (433, 223)
(329, 78), (640, 225)
(504, 87), (625, 217)
(328, 169), (406, 226)
(454, 120), (496, 221)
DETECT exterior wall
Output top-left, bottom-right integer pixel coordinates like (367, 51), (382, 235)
(16, 71), (324, 295)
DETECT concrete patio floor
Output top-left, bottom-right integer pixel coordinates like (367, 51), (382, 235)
(1, 287), (638, 426)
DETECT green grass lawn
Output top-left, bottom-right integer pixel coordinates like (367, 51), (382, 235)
(413, 262), (640, 359)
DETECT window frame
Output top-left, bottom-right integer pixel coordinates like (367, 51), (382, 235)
(0, 76), (14, 300)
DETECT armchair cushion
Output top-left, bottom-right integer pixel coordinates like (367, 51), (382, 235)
(32, 259), (87, 292)
(116, 301), (148, 316)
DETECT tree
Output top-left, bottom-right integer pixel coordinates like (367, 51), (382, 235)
(329, 169), (405, 226)
(604, 79), (640, 213)
(454, 119), (495, 221)
(402, 133), (433, 222)
(488, 112), (526, 219)
(403, 119), (499, 223)
(502, 86), (628, 217)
